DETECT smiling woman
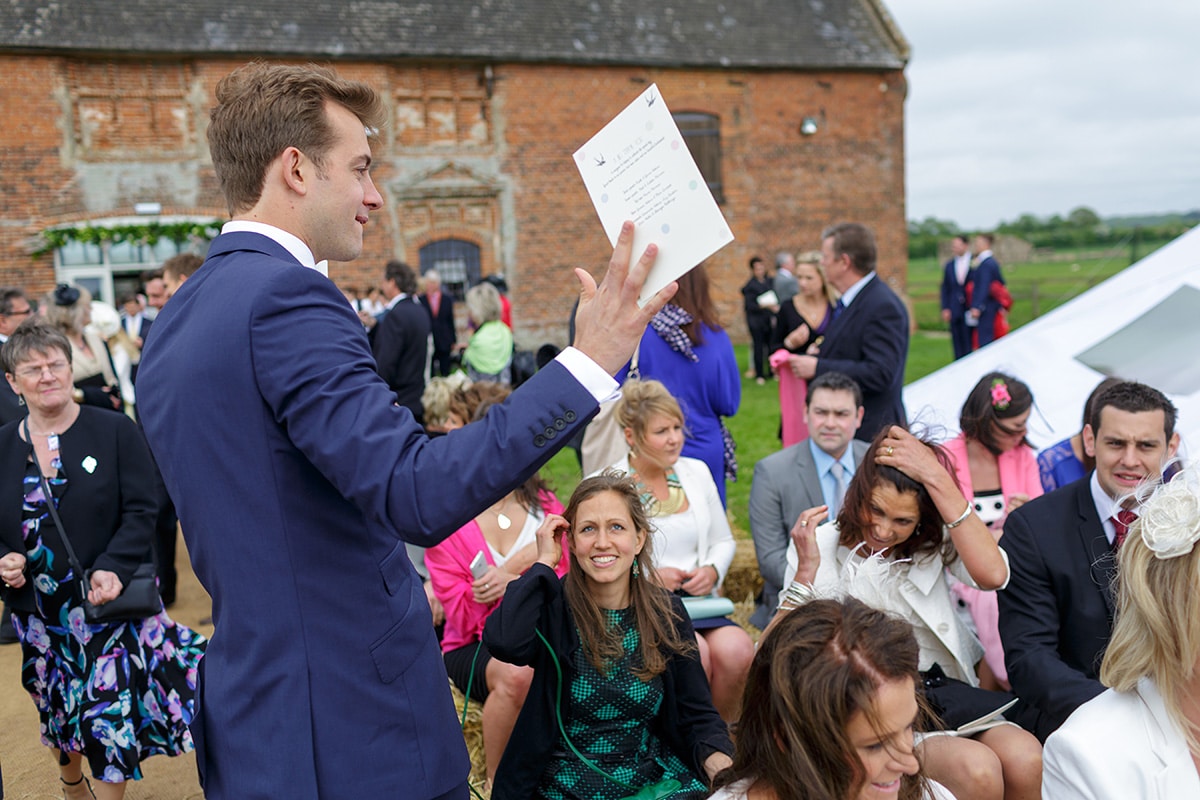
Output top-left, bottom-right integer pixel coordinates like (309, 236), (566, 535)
(781, 425), (1044, 800)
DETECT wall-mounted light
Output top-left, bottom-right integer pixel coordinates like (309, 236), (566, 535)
(800, 117), (819, 136)
(482, 65), (495, 99)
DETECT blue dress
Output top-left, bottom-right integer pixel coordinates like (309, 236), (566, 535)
(11, 464), (206, 783)
(618, 324), (741, 506)
(1037, 439), (1085, 493)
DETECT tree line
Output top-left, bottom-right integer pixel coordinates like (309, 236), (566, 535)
(907, 207), (1199, 259)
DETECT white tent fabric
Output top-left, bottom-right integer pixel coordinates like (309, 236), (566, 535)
(903, 225), (1200, 452)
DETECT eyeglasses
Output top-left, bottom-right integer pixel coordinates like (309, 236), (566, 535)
(2, 307), (32, 318)
(14, 361), (70, 380)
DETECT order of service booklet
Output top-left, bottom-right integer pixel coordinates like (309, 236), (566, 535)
(573, 84), (735, 306)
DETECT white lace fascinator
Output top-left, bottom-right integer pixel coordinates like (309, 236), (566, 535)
(1134, 462), (1200, 560)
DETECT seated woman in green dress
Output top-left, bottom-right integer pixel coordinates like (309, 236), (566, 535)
(483, 471), (733, 800)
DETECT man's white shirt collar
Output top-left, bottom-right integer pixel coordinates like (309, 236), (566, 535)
(221, 221), (328, 277)
(839, 271), (875, 307)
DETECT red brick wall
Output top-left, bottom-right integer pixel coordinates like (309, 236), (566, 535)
(0, 56), (906, 345)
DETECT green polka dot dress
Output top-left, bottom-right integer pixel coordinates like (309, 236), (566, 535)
(539, 607), (708, 800)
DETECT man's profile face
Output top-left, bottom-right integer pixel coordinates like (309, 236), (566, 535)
(973, 235), (990, 254)
(145, 278), (168, 310)
(804, 387), (863, 460)
(951, 237), (969, 258)
(0, 296), (32, 337)
(163, 271), (181, 299)
(1082, 406), (1179, 502)
(302, 102), (384, 264)
(820, 236), (852, 292)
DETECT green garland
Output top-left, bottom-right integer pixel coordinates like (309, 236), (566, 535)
(34, 219), (225, 257)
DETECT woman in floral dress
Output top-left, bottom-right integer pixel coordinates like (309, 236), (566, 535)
(0, 320), (205, 799)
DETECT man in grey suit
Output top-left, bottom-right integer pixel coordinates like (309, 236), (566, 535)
(748, 372), (866, 627)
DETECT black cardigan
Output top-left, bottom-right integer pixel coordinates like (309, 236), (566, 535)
(0, 406), (157, 613)
(483, 563), (733, 800)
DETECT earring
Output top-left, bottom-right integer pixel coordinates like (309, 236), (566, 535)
(17, 394), (24, 406)
(631, 557), (640, 578)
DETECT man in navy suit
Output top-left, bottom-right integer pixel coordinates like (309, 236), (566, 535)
(939, 234), (973, 360)
(363, 260), (432, 421)
(969, 232), (1005, 348)
(0, 287), (31, 646)
(785, 222), (908, 441)
(420, 269), (457, 377)
(138, 63), (673, 800)
(998, 381), (1178, 741)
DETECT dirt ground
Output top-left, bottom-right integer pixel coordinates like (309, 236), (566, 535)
(0, 529), (210, 799)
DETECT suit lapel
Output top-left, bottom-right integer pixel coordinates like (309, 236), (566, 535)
(1076, 481), (1117, 617)
(794, 443), (825, 509)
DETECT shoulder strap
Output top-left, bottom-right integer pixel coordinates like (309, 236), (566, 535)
(23, 417), (89, 599)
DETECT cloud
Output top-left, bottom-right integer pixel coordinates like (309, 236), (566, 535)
(889, 0), (1200, 227)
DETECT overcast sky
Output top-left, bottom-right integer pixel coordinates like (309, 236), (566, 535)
(883, 0), (1200, 229)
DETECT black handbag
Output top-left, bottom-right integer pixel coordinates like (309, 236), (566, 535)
(25, 417), (162, 623)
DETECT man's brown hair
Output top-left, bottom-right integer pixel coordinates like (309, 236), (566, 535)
(162, 253), (204, 282)
(822, 222), (877, 276)
(207, 62), (386, 214)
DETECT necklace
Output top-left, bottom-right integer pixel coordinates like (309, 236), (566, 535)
(631, 466), (686, 517)
(489, 496), (514, 530)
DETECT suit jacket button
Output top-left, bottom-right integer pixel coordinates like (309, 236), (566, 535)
(564, 410), (577, 422)
(553, 418), (567, 431)
(544, 427), (556, 439)
(534, 435), (546, 447)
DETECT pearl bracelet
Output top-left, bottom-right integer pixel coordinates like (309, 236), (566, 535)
(945, 503), (974, 529)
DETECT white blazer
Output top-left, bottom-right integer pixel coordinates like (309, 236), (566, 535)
(607, 454), (736, 585)
(785, 522), (1009, 684)
(1043, 678), (1200, 799)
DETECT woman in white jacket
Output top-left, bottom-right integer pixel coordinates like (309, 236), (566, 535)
(608, 379), (753, 723)
(1043, 465), (1200, 798)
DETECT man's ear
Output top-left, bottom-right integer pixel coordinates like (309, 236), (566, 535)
(1082, 424), (1097, 458)
(279, 147), (309, 196)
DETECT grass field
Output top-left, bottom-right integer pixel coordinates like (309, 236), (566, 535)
(541, 242), (1171, 535)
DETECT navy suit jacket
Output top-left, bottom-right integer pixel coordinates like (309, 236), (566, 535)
(138, 232), (598, 799)
(368, 295), (431, 418)
(997, 476), (1112, 741)
(420, 291), (457, 353)
(940, 258), (970, 317)
(813, 275), (909, 441)
(970, 255), (1003, 314)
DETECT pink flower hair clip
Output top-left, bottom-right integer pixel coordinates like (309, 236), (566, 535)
(990, 378), (1011, 410)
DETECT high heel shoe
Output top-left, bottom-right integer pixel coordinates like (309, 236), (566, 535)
(61, 774), (96, 799)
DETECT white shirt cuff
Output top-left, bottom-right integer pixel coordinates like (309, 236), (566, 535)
(554, 346), (619, 403)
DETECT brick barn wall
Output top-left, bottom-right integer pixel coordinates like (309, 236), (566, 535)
(0, 56), (906, 346)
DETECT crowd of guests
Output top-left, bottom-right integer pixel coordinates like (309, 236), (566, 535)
(0, 214), (1192, 800)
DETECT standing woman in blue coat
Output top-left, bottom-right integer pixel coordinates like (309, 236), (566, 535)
(619, 264), (740, 506)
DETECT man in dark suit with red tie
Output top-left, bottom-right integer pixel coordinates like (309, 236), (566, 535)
(999, 381), (1178, 741)
(785, 222), (909, 442)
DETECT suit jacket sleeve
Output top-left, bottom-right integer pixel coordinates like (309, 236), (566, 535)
(997, 506), (1105, 727)
(249, 269), (597, 547)
(940, 261), (954, 311)
(371, 310), (410, 390)
(748, 458), (790, 592)
(814, 289), (908, 395)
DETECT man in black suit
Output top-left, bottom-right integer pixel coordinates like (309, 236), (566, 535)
(420, 270), (457, 377)
(998, 381), (1179, 741)
(787, 222), (908, 441)
(748, 371), (867, 627)
(364, 261), (432, 422)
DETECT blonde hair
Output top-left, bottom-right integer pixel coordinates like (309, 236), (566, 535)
(465, 281), (502, 326)
(1102, 471), (1200, 754)
(796, 254), (839, 306)
(614, 379), (685, 449)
